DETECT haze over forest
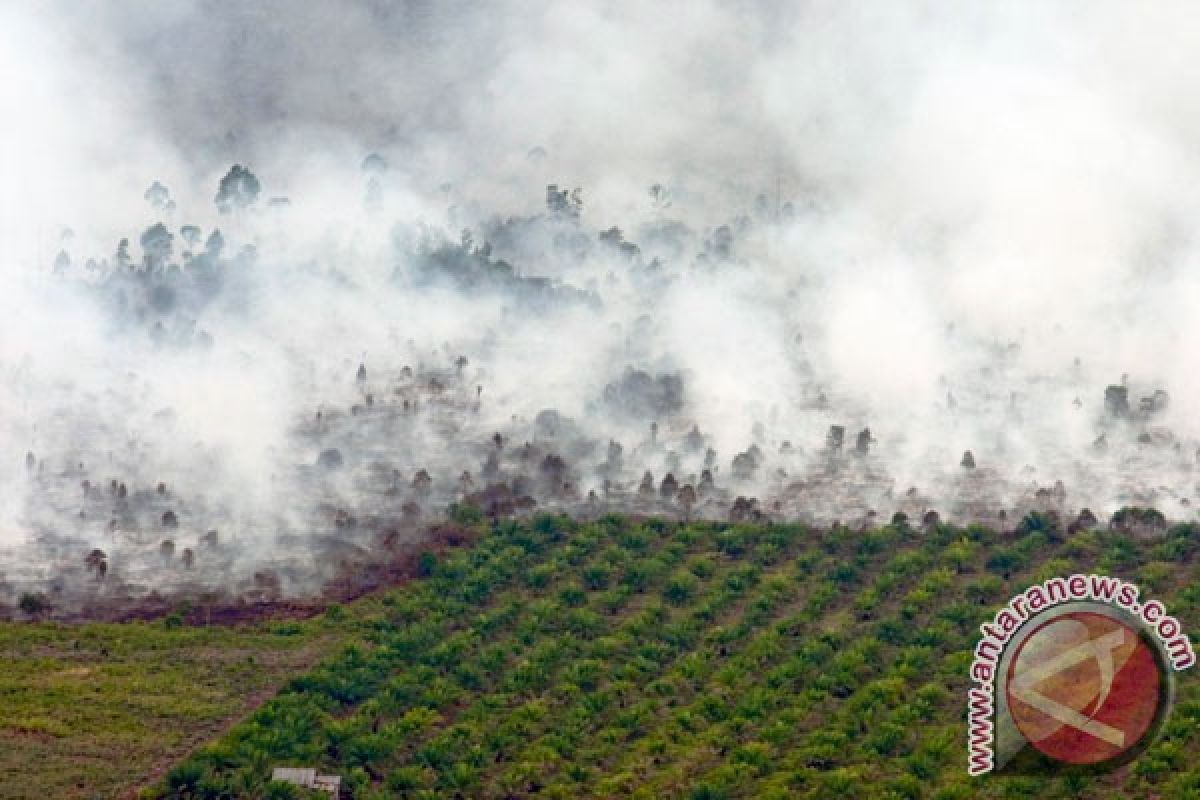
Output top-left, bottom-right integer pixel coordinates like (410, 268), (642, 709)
(3, 1), (1200, 613)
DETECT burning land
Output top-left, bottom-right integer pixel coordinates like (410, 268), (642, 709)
(12, 4), (1200, 799)
(3, 171), (1198, 622)
(9, 4), (1200, 627)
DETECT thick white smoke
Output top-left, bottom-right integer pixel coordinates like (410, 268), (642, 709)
(4, 1), (1200, 614)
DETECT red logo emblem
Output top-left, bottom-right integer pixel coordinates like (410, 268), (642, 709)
(1006, 611), (1164, 764)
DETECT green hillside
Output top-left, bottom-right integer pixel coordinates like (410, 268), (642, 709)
(147, 511), (1200, 799)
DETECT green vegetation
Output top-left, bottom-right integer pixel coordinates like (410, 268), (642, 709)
(137, 513), (1200, 799)
(0, 615), (343, 799)
(4, 514), (1198, 798)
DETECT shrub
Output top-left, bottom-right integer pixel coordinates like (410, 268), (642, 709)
(166, 762), (204, 792)
(985, 549), (1025, 577)
(583, 564), (611, 590)
(448, 503), (484, 526)
(664, 572), (698, 605)
(1016, 511), (1059, 538)
(559, 584), (587, 607)
(829, 563), (858, 585)
(416, 550), (438, 577)
(17, 592), (48, 614)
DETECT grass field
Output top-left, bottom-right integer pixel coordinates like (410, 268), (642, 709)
(6, 511), (1200, 798)
(0, 616), (344, 799)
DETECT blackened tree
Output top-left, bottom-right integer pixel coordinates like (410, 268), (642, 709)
(215, 165), (261, 214)
(144, 181), (176, 212)
(139, 222), (174, 269)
